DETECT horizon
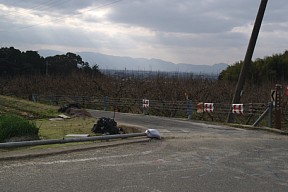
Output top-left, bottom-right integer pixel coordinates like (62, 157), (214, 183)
(37, 48), (229, 66)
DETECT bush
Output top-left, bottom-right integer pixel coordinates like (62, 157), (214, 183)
(0, 115), (39, 142)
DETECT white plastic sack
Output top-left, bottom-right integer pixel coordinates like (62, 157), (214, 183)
(145, 129), (161, 139)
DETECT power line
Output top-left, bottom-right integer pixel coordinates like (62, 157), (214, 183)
(1, 0), (122, 31)
(0, 0), (70, 17)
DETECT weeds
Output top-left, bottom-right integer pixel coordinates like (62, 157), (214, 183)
(0, 115), (39, 142)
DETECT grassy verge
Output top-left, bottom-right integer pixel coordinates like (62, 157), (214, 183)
(0, 95), (59, 118)
(36, 117), (96, 139)
(0, 95), (142, 145)
(0, 95), (97, 141)
(0, 115), (39, 142)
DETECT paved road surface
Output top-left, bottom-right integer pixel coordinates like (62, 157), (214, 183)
(1, 110), (288, 191)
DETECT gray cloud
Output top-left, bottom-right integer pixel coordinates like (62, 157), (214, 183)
(108, 0), (232, 33)
(0, 0), (287, 65)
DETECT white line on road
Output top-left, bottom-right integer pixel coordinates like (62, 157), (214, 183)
(2, 153), (135, 169)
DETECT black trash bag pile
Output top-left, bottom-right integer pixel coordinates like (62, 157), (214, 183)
(91, 117), (124, 135)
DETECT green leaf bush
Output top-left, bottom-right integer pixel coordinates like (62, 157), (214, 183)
(0, 115), (39, 142)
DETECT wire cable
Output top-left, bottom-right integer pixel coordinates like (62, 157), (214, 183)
(0, 0), (70, 17)
(1, 0), (122, 31)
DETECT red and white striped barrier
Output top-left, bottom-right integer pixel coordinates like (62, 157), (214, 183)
(232, 104), (244, 115)
(204, 103), (214, 113)
(197, 102), (204, 113)
(143, 99), (149, 108)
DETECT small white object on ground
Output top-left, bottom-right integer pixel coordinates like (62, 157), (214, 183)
(145, 129), (161, 139)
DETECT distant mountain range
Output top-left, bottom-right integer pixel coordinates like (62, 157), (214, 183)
(38, 50), (228, 74)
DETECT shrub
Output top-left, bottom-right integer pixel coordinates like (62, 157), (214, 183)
(0, 115), (39, 142)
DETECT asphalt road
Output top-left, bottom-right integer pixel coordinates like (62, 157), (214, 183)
(1, 110), (288, 192)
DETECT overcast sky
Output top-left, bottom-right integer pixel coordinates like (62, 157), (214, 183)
(0, 0), (287, 65)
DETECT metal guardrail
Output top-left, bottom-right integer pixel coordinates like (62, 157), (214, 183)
(0, 133), (146, 148)
(0, 129), (162, 148)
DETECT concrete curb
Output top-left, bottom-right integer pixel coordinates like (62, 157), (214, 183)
(228, 123), (288, 135)
(0, 137), (150, 161)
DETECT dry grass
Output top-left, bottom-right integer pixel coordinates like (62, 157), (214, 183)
(0, 95), (143, 142)
(0, 95), (59, 118)
(36, 117), (97, 139)
(0, 95), (97, 140)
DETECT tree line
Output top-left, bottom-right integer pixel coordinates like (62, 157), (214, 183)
(2, 46), (288, 85)
(219, 50), (288, 83)
(0, 47), (100, 76)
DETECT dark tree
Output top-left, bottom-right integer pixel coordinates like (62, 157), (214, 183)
(0, 47), (100, 76)
(0, 47), (23, 76)
(22, 50), (45, 75)
(45, 52), (90, 75)
(218, 50), (288, 83)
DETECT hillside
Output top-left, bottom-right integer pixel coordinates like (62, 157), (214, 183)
(0, 95), (59, 118)
(38, 50), (228, 74)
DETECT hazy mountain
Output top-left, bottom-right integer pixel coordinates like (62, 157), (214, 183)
(38, 50), (228, 74)
(38, 49), (64, 57)
(78, 52), (228, 74)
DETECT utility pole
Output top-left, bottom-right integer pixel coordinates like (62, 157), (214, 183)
(227, 0), (268, 123)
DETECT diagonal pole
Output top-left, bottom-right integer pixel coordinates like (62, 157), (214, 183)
(227, 0), (268, 123)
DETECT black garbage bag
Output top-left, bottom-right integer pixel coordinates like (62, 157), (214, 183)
(91, 117), (124, 135)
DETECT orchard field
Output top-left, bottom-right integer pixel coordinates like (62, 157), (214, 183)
(0, 72), (280, 103)
(1, 73), (288, 129)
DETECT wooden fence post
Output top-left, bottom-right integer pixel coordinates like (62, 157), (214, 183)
(275, 84), (282, 129)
